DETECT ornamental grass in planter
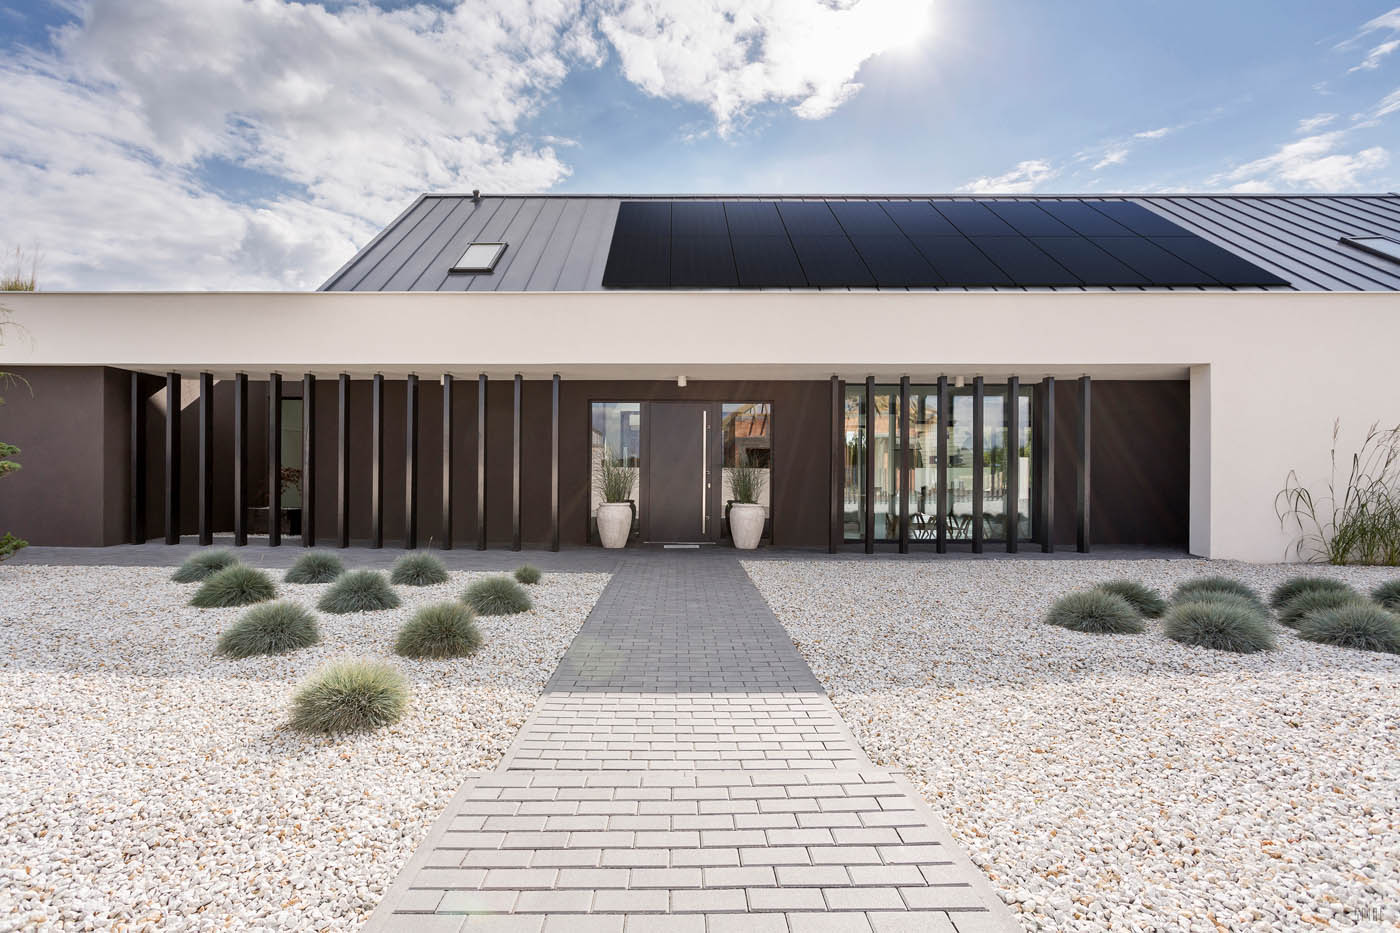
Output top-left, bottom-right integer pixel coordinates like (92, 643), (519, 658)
(1268, 575), (1354, 611)
(284, 552), (346, 585)
(190, 565), (277, 608)
(216, 601), (320, 659)
(395, 603), (483, 659)
(1044, 590), (1145, 634)
(464, 575), (532, 615)
(318, 570), (401, 614)
(171, 549), (239, 583)
(1092, 579), (1167, 618)
(1277, 585), (1364, 629)
(1296, 603), (1400, 654)
(1162, 596), (1276, 653)
(290, 659), (407, 734)
(390, 553), (449, 587)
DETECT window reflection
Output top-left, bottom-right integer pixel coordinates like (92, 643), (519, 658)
(590, 402), (641, 521)
(722, 402), (772, 516)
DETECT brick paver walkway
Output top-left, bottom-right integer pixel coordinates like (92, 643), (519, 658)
(367, 552), (1019, 933)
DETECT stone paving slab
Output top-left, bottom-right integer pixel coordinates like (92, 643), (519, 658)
(367, 552), (1020, 932)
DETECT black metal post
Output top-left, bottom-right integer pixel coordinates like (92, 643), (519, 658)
(336, 373), (350, 548)
(130, 373), (146, 544)
(403, 374), (419, 549)
(972, 376), (984, 554)
(1006, 376), (1020, 554)
(936, 375), (948, 553)
(512, 373), (522, 551)
(551, 373), (560, 552)
(197, 372), (214, 546)
(899, 375), (910, 554)
(829, 375), (840, 553)
(165, 372), (181, 545)
(301, 374), (316, 547)
(442, 374), (454, 550)
(1078, 375), (1092, 553)
(863, 376), (875, 554)
(267, 373), (282, 547)
(1041, 376), (1055, 553)
(233, 373), (248, 546)
(370, 373), (384, 548)
(476, 373), (487, 551)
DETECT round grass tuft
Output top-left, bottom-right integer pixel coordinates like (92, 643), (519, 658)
(390, 553), (449, 587)
(1277, 586), (1364, 629)
(1268, 575), (1354, 610)
(285, 552), (346, 585)
(514, 564), (542, 585)
(216, 601), (320, 658)
(1372, 579), (1400, 612)
(1171, 576), (1266, 612)
(395, 602), (483, 659)
(464, 575), (533, 615)
(1296, 603), (1400, 654)
(171, 549), (239, 583)
(1044, 589), (1145, 634)
(289, 658), (408, 734)
(1092, 579), (1167, 618)
(1162, 597), (1276, 653)
(190, 564), (277, 608)
(318, 570), (401, 614)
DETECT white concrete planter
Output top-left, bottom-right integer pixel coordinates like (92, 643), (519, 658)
(596, 503), (633, 549)
(729, 503), (766, 550)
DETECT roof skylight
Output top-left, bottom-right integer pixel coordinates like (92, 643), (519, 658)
(451, 242), (506, 273)
(1340, 235), (1400, 263)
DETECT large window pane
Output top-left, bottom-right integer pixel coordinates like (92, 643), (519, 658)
(1015, 387), (1032, 539)
(981, 388), (1008, 540)
(872, 389), (898, 540)
(590, 402), (641, 522)
(721, 403), (772, 515)
(909, 389), (939, 540)
(843, 387), (865, 540)
(947, 391), (974, 539)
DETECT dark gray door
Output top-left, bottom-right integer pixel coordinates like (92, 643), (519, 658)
(646, 402), (710, 542)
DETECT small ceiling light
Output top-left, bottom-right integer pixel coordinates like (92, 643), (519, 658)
(954, 375), (965, 388)
(677, 375), (687, 387)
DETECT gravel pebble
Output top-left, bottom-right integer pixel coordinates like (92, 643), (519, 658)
(744, 558), (1400, 932)
(0, 565), (608, 931)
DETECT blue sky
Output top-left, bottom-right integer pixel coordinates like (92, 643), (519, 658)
(2, 0), (1398, 289)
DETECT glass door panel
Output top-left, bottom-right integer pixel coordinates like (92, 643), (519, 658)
(843, 388), (864, 541)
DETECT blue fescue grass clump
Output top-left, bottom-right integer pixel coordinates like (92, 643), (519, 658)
(172, 549), (239, 583)
(1091, 579), (1167, 618)
(1268, 575), (1354, 610)
(1171, 576), (1267, 612)
(190, 564), (276, 608)
(285, 552), (346, 584)
(290, 659), (407, 734)
(395, 602), (483, 659)
(514, 564), (542, 585)
(463, 575), (533, 615)
(1296, 603), (1400, 654)
(318, 570), (401, 614)
(1277, 586), (1364, 629)
(1044, 590), (1145, 634)
(216, 601), (320, 659)
(390, 553), (449, 586)
(1162, 596), (1276, 653)
(1372, 579), (1400, 612)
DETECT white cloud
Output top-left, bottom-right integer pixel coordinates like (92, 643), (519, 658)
(1296, 113), (1337, 134)
(1091, 146), (1129, 171)
(1373, 86), (1400, 119)
(1133, 127), (1172, 140)
(1339, 7), (1400, 71)
(1208, 132), (1389, 191)
(957, 159), (1056, 194)
(1351, 37), (1400, 72)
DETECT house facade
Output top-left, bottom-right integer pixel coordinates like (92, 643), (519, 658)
(3, 193), (1399, 561)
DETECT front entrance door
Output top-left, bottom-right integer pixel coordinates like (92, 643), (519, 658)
(645, 401), (712, 542)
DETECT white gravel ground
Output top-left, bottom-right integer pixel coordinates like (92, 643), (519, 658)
(0, 564), (607, 931)
(744, 558), (1400, 933)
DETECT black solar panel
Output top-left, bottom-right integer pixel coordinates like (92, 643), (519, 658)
(601, 199), (1290, 289)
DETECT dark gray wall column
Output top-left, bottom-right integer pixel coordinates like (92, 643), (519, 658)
(301, 374), (316, 547)
(476, 373), (487, 551)
(1041, 376), (1055, 553)
(233, 373), (248, 546)
(336, 373), (350, 548)
(370, 373), (384, 548)
(404, 373), (419, 549)
(442, 373), (455, 550)
(829, 375), (840, 554)
(1078, 374), (1092, 553)
(164, 372), (180, 545)
(551, 373), (560, 552)
(1006, 375), (1020, 554)
(972, 375), (984, 554)
(129, 373), (146, 544)
(198, 372), (214, 546)
(512, 373), (522, 551)
(267, 372), (282, 547)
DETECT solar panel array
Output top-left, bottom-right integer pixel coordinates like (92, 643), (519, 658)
(600, 199), (1291, 289)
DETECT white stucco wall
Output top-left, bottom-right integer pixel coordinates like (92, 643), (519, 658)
(3, 289), (1397, 562)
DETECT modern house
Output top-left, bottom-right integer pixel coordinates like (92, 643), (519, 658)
(3, 193), (1399, 561)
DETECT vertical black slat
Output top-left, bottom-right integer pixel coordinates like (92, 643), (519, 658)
(971, 376), (984, 554)
(370, 373), (384, 549)
(551, 373), (560, 552)
(476, 373), (487, 551)
(442, 374), (455, 550)
(404, 373), (420, 549)
(1041, 377), (1056, 553)
(511, 373), (522, 551)
(129, 373), (146, 544)
(829, 375), (840, 553)
(267, 373), (282, 547)
(1006, 376), (1020, 554)
(1078, 375), (1092, 553)
(301, 374), (316, 547)
(164, 372), (181, 545)
(336, 373), (350, 548)
(899, 376), (910, 554)
(233, 373), (248, 546)
(935, 375), (949, 553)
(863, 376), (875, 554)
(198, 372), (214, 546)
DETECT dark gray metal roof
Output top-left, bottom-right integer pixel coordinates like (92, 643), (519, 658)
(320, 193), (1400, 293)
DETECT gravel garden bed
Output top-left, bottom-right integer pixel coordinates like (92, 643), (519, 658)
(0, 564), (608, 931)
(744, 558), (1399, 932)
